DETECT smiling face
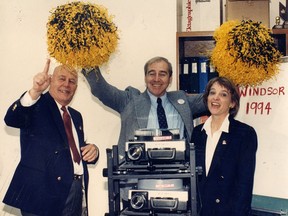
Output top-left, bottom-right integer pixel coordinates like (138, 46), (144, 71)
(49, 65), (78, 106)
(144, 60), (172, 97)
(207, 82), (235, 119)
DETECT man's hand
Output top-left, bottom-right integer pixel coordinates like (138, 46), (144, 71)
(29, 59), (51, 100)
(81, 143), (99, 162)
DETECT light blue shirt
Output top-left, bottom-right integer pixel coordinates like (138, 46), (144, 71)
(147, 91), (185, 138)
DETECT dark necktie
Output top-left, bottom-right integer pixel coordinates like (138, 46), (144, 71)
(61, 106), (81, 164)
(157, 98), (168, 129)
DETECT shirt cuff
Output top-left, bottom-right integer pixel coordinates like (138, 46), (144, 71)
(20, 91), (40, 107)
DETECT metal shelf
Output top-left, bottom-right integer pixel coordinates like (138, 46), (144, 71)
(103, 144), (199, 216)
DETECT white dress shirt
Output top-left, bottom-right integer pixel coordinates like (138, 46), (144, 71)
(202, 114), (229, 175)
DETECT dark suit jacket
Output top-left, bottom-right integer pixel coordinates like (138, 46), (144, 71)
(84, 69), (207, 158)
(3, 92), (95, 216)
(191, 116), (258, 216)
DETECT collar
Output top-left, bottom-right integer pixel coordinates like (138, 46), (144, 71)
(202, 114), (230, 134)
(55, 100), (70, 113)
(147, 90), (168, 107)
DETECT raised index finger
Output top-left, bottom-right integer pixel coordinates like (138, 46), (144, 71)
(43, 59), (51, 74)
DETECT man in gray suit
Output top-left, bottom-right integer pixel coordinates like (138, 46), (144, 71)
(82, 56), (207, 159)
(82, 56), (207, 207)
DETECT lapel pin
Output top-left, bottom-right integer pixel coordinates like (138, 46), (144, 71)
(222, 140), (227, 145)
(12, 103), (17, 111)
(177, 99), (185, 104)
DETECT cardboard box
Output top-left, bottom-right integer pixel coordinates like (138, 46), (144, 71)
(226, 0), (270, 28)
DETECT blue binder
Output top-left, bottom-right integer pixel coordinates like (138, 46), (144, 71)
(179, 57), (218, 93)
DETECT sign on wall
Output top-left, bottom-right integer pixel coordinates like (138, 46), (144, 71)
(236, 61), (288, 199)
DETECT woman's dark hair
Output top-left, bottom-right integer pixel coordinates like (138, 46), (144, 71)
(203, 76), (240, 118)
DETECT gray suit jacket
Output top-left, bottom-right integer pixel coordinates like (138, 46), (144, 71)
(84, 68), (207, 158)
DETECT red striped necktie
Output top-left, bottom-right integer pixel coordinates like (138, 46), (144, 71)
(61, 106), (81, 164)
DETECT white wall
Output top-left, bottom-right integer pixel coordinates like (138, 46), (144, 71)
(236, 61), (288, 199)
(0, 1), (177, 215)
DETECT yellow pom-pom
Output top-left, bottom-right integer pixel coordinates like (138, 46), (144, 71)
(47, 1), (119, 69)
(211, 20), (282, 86)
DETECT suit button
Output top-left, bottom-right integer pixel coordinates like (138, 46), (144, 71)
(57, 176), (62, 181)
(215, 199), (220, 203)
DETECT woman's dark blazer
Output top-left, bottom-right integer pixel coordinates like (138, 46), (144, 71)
(191, 116), (258, 216)
(3, 92), (95, 216)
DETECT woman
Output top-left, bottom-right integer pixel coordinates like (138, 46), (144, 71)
(191, 77), (258, 216)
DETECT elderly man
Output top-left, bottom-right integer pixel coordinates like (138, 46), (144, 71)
(3, 59), (99, 216)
